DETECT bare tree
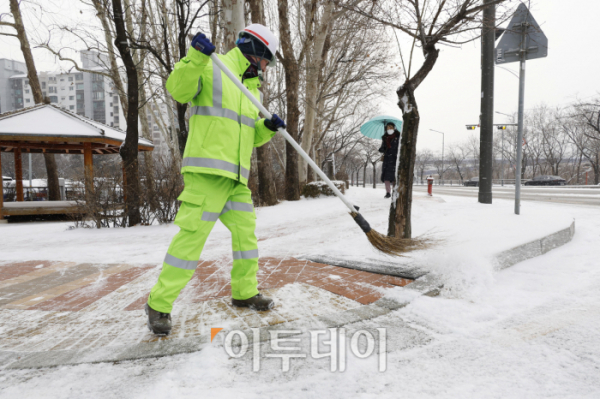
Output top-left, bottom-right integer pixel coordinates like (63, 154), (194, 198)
(1, 0), (61, 201)
(277, 0), (304, 201)
(563, 97), (600, 184)
(248, 0), (277, 206)
(111, 0), (142, 226)
(346, 0), (506, 238)
(414, 149), (433, 183)
(447, 143), (469, 182)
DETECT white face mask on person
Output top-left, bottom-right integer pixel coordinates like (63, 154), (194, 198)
(386, 129), (394, 135)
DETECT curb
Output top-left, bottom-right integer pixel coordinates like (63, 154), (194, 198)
(299, 255), (427, 280)
(494, 220), (575, 270)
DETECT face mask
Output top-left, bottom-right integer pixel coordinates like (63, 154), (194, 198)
(386, 129), (394, 135)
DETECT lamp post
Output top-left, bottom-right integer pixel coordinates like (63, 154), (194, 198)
(430, 129), (445, 184)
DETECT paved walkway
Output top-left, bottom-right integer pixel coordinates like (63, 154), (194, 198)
(0, 258), (412, 359)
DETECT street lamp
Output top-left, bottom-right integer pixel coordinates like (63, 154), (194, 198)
(429, 129), (445, 184)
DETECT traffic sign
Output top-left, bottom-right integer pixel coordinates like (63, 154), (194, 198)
(495, 3), (548, 65)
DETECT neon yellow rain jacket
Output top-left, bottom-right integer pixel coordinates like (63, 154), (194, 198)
(166, 47), (275, 185)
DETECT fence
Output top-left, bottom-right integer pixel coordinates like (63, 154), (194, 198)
(2, 179), (78, 202)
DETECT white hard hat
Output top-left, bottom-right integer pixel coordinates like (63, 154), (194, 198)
(237, 24), (279, 67)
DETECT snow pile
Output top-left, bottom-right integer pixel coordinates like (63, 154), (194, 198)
(422, 247), (495, 301)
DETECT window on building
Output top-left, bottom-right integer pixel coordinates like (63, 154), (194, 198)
(75, 73), (83, 81)
(76, 94), (82, 100)
(70, 105), (74, 110)
(49, 86), (57, 93)
(68, 77), (73, 82)
(25, 90), (29, 94)
(42, 82), (46, 89)
(93, 91), (104, 100)
(153, 125), (159, 131)
(69, 96), (74, 100)
(109, 102), (113, 107)
(110, 112), (113, 117)
(76, 83), (84, 90)
(69, 86), (74, 91)
(49, 96), (58, 103)
(26, 99), (30, 103)
(61, 97), (65, 100)
(113, 106), (118, 113)
(24, 79), (29, 86)
(113, 96), (118, 102)
(93, 101), (106, 123)
(42, 91), (46, 97)
(114, 116), (119, 123)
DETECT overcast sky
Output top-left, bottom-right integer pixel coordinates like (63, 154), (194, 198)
(1, 0), (598, 154)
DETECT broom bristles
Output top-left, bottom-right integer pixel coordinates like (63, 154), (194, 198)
(365, 229), (433, 256)
(351, 212), (433, 256)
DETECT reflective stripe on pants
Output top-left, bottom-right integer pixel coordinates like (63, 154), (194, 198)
(147, 173), (259, 313)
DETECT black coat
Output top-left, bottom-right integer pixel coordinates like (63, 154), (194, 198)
(379, 130), (400, 183)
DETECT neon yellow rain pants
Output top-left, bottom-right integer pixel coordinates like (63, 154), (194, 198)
(147, 172), (259, 313)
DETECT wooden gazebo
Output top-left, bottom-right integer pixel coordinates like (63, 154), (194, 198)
(0, 104), (153, 220)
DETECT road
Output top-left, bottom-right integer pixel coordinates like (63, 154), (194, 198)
(413, 185), (600, 206)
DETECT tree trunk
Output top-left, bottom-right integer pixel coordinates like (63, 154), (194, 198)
(388, 87), (419, 238)
(9, 0), (60, 201)
(362, 162), (367, 187)
(247, 0), (277, 206)
(388, 45), (439, 239)
(372, 162), (377, 188)
(127, 0), (158, 215)
(278, 0), (300, 201)
(113, 0), (141, 226)
(222, 0), (245, 52)
(299, 0), (333, 188)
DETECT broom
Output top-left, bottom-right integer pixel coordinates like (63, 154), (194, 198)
(210, 53), (426, 256)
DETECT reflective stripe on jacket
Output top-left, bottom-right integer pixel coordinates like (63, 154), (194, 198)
(166, 47), (275, 185)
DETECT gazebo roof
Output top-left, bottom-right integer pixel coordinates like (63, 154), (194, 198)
(0, 104), (153, 154)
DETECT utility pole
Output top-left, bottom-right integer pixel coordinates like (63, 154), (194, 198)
(479, 0), (495, 204)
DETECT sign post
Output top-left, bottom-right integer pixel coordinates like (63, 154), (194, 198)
(496, 3), (547, 215)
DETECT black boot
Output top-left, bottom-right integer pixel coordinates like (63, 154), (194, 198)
(232, 293), (274, 311)
(385, 192), (391, 198)
(145, 303), (172, 335)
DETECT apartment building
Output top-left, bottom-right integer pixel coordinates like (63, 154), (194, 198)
(3, 51), (169, 157)
(0, 58), (27, 114)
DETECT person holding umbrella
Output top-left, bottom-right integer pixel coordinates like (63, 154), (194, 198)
(379, 122), (401, 198)
(359, 116), (403, 198)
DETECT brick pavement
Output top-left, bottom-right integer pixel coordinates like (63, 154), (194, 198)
(0, 258), (412, 356)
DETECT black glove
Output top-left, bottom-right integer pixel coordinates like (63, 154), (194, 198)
(264, 114), (286, 132)
(191, 33), (215, 56)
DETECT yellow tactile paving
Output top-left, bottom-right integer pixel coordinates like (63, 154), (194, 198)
(0, 261), (78, 289)
(3, 263), (133, 310)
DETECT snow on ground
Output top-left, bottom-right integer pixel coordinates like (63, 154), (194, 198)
(1, 187), (599, 398)
(0, 186), (574, 268)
